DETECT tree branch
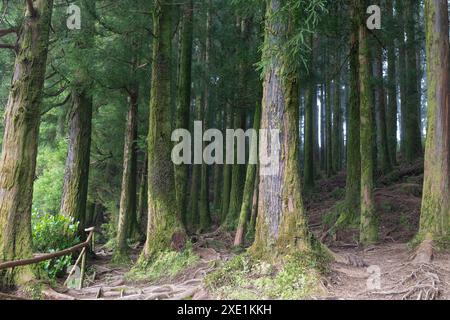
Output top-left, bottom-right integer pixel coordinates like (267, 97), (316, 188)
(41, 94), (71, 116)
(0, 28), (17, 38)
(0, 43), (16, 51)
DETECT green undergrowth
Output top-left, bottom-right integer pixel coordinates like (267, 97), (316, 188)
(21, 281), (45, 300)
(126, 243), (199, 282)
(205, 250), (331, 300)
(322, 201), (360, 234)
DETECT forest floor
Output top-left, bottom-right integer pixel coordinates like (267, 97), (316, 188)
(33, 164), (450, 300)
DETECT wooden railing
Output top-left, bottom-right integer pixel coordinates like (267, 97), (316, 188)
(0, 227), (95, 289)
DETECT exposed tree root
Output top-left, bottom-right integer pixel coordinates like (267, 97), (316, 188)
(323, 246), (367, 268)
(411, 239), (434, 264)
(370, 263), (443, 300)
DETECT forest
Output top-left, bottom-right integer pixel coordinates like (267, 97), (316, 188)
(0, 0), (449, 301)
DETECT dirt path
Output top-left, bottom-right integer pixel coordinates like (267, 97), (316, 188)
(49, 232), (234, 300)
(43, 168), (449, 300)
(326, 243), (450, 300)
(47, 234), (450, 301)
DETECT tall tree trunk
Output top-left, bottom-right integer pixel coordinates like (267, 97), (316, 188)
(234, 103), (261, 246)
(359, 9), (378, 245)
(320, 85), (326, 171)
(250, 0), (313, 258)
(142, 0), (186, 259)
(223, 109), (246, 229)
(247, 167), (259, 240)
(386, 0), (398, 166)
(396, 0), (408, 157)
(335, 10), (360, 228)
(326, 78), (333, 176)
(374, 46), (392, 174)
(198, 0), (212, 232)
(114, 90), (139, 261)
(414, 0), (450, 264)
(220, 103), (233, 222)
(137, 152), (148, 235)
(174, 0), (193, 226)
(60, 92), (92, 230)
(0, 0), (53, 287)
(403, 0), (423, 162)
(187, 93), (202, 229)
(332, 77), (342, 172)
(60, 0), (95, 231)
(304, 35), (316, 190)
(212, 107), (223, 213)
(304, 83), (316, 190)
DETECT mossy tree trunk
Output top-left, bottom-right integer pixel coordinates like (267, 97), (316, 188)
(142, 0), (186, 259)
(223, 18), (251, 230)
(212, 106), (223, 213)
(386, 0), (398, 166)
(304, 35), (316, 190)
(234, 104), (261, 246)
(332, 76), (342, 173)
(60, 91), (92, 231)
(220, 103), (233, 222)
(137, 152), (148, 234)
(0, 0), (53, 288)
(325, 78), (333, 177)
(335, 9), (360, 228)
(320, 85), (326, 171)
(174, 0), (193, 226)
(198, 1), (212, 232)
(374, 46), (392, 174)
(403, 0), (423, 163)
(187, 93), (202, 230)
(250, 0), (314, 258)
(224, 109), (246, 229)
(60, 0), (95, 231)
(415, 0), (450, 263)
(358, 8), (378, 245)
(396, 0), (408, 157)
(247, 166), (259, 240)
(114, 89), (139, 261)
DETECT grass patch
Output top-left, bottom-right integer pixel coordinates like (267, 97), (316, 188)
(21, 281), (44, 300)
(205, 250), (330, 300)
(127, 243), (199, 282)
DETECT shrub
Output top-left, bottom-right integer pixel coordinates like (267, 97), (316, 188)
(32, 209), (80, 279)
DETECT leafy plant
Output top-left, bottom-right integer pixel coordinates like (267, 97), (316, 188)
(32, 209), (80, 279)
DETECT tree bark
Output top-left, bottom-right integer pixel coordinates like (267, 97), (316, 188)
(335, 8), (360, 228)
(359, 10), (378, 245)
(142, 0), (186, 258)
(234, 104), (261, 246)
(386, 0), (398, 166)
(198, 1), (212, 232)
(403, 0), (423, 162)
(304, 35), (316, 190)
(174, 0), (193, 226)
(60, 0), (95, 231)
(332, 76), (342, 172)
(0, 0), (53, 287)
(374, 46), (392, 174)
(223, 110), (246, 229)
(415, 0), (450, 263)
(220, 103), (233, 222)
(137, 152), (148, 235)
(114, 90), (139, 261)
(60, 91), (92, 231)
(250, 0), (313, 258)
